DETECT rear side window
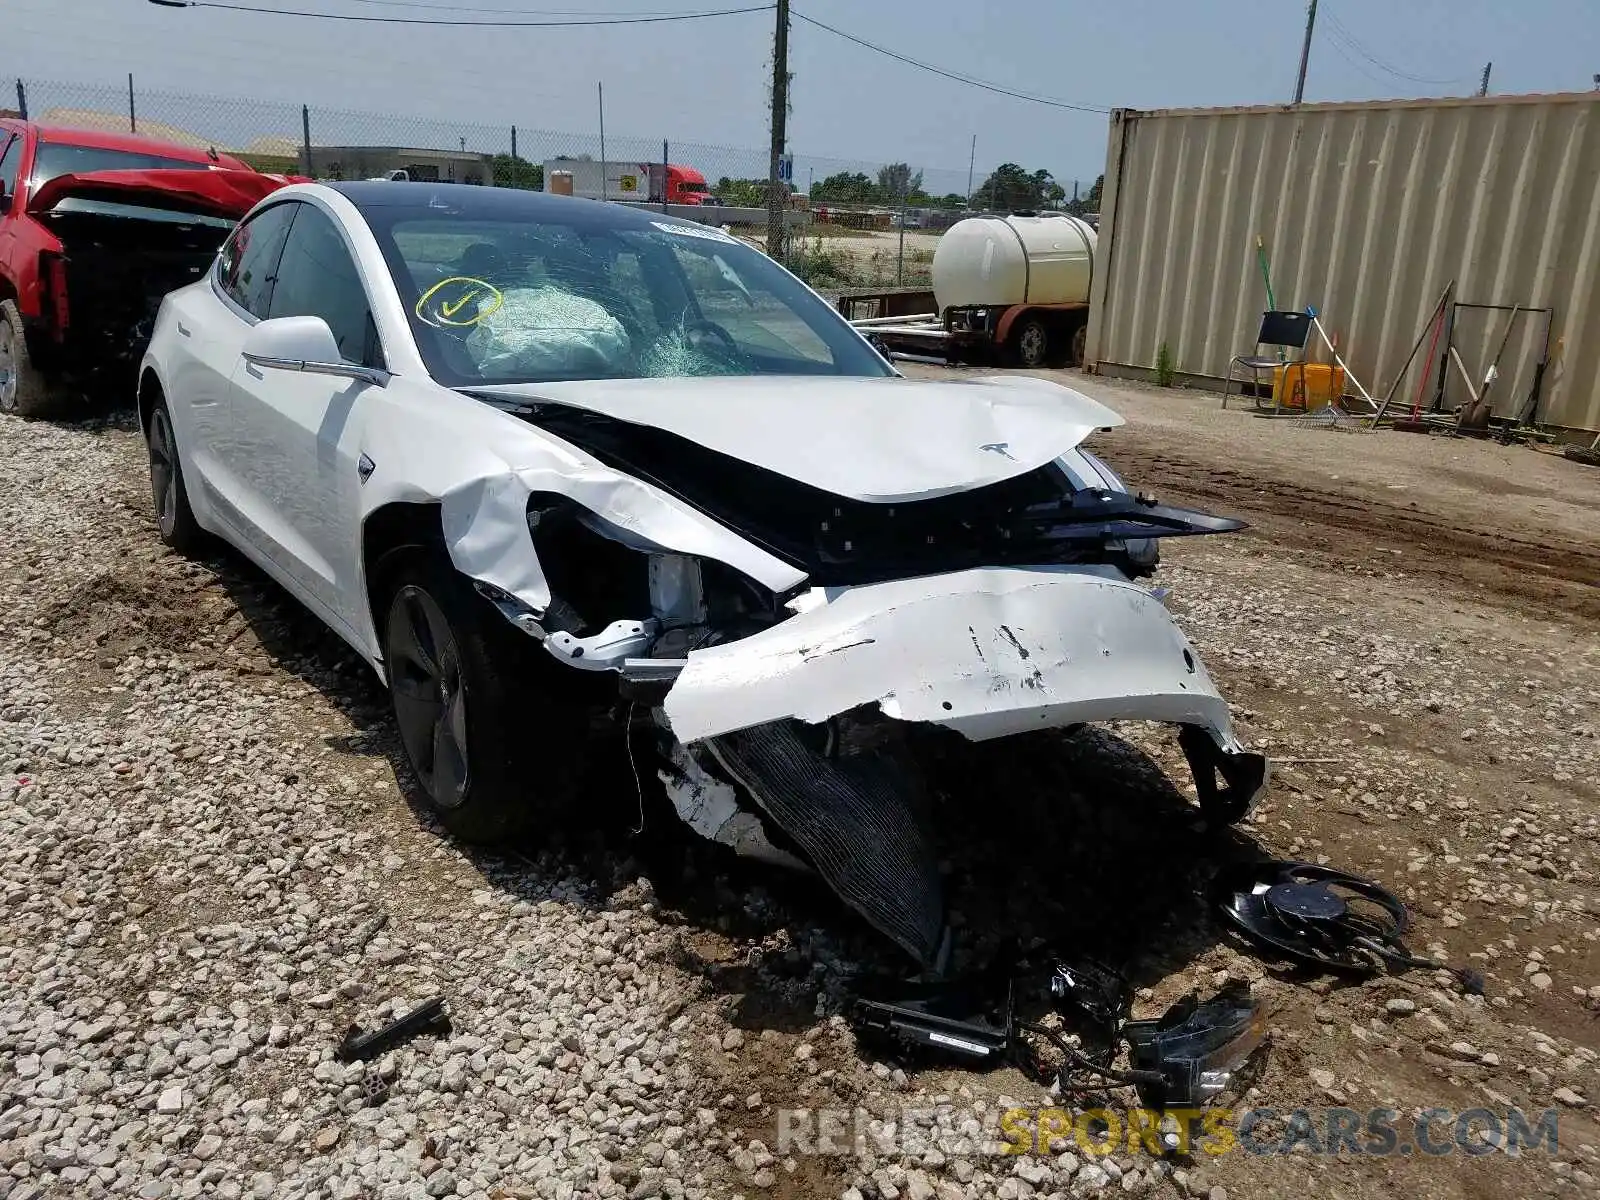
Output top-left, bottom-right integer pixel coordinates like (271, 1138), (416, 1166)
(0, 135), (21, 203)
(217, 202), (296, 319)
(30, 143), (210, 188)
(267, 204), (380, 367)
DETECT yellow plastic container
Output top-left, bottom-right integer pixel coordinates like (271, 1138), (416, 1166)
(1273, 362), (1346, 409)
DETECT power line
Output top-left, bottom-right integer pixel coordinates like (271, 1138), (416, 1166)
(790, 9), (1110, 114)
(146, 0), (774, 28)
(1321, 10), (1471, 87)
(345, 0), (725, 13)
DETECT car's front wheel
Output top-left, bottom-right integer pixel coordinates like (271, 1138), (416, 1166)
(380, 552), (588, 844)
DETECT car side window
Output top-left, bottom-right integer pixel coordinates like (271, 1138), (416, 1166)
(267, 204), (381, 367)
(217, 202), (296, 319)
(0, 135), (21, 203)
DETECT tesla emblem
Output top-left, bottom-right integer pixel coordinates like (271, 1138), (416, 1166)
(358, 454), (376, 484)
(979, 442), (1015, 460)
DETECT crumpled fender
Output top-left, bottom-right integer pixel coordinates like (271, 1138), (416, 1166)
(353, 389), (807, 659)
(434, 460), (807, 619)
(662, 564), (1246, 751)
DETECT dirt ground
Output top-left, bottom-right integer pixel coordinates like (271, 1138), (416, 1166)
(2, 368), (1597, 1200)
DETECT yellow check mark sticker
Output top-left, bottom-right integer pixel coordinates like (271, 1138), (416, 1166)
(416, 276), (504, 328)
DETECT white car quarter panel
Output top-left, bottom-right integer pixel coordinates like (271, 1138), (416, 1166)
(145, 281), (251, 534)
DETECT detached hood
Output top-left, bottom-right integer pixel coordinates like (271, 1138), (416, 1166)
(28, 168), (293, 221)
(474, 374), (1123, 503)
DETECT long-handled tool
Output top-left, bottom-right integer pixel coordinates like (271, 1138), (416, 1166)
(1373, 280), (1453, 428)
(1305, 307), (1378, 413)
(1461, 304), (1521, 430)
(1257, 234), (1286, 365)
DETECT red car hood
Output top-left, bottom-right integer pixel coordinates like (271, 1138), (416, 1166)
(27, 168), (297, 221)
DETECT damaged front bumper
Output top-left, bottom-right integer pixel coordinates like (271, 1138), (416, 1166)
(662, 564), (1258, 773)
(536, 562), (1269, 970)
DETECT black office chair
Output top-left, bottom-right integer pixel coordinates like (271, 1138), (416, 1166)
(1223, 310), (1312, 410)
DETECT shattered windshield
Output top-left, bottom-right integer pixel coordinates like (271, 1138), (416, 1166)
(364, 204), (892, 385)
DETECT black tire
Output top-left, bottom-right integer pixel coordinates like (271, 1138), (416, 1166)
(1011, 316), (1049, 368)
(1069, 323), (1088, 368)
(146, 398), (206, 555)
(379, 551), (590, 844)
(0, 299), (58, 418)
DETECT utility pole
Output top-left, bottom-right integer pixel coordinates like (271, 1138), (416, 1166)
(1293, 0), (1318, 105)
(598, 82), (608, 202)
(766, 0), (790, 263)
(1478, 62), (1492, 96)
(965, 134), (977, 208)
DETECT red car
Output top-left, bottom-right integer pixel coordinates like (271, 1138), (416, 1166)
(0, 121), (294, 416)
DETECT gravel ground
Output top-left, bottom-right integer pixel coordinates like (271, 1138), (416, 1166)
(2, 379), (1599, 1200)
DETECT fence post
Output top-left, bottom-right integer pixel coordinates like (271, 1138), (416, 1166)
(896, 181), (907, 286)
(300, 105), (312, 179)
(14, 80), (26, 121)
(511, 125), (517, 164)
(128, 74), (137, 134)
(662, 140), (669, 215)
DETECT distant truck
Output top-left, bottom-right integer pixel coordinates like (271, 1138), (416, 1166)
(541, 159), (711, 206)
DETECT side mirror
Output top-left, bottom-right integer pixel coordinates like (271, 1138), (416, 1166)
(242, 316), (389, 387)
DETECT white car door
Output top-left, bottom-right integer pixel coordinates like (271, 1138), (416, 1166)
(168, 201), (296, 517)
(227, 199), (384, 643)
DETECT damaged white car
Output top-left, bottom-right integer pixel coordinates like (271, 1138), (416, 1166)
(139, 182), (1267, 968)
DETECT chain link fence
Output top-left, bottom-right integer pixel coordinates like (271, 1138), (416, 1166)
(9, 75), (1093, 295)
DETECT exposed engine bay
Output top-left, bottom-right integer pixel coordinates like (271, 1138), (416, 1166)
(461, 397), (1269, 973)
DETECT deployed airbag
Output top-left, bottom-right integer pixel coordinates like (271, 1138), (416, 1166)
(468, 286), (632, 378)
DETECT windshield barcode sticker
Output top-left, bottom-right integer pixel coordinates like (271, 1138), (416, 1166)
(652, 220), (738, 244)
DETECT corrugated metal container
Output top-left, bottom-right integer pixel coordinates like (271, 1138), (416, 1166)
(1085, 92), (1600, 435)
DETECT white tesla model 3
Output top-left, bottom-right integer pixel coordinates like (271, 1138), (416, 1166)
(139, 181), (1266, 966)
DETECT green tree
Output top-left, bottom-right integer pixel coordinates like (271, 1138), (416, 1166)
(1065, 174), (1105, 216)
(812, 170), (879, 204)
(715, 176), (770, 207)
(492, 154), (542, 190)
(976, 162), (1045, 211)
(876, 162), (924, 201)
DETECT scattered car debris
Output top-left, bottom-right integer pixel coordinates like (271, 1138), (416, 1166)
(1121, 981), (1265, 1109)
(335, 997), (451, 1063)
(847, 950), (1266, 1114)
(848, 972), (1015, 1064)
(1213, 859), (1484, 992)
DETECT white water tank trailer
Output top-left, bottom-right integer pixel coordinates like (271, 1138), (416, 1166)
(930, 213), (1097, 366)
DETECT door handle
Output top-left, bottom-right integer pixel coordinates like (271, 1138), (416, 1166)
(177, 321), (192, 337)
(245, 363), (264, 380)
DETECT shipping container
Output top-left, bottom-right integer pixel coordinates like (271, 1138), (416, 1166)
(1085, 92), (1600, 436)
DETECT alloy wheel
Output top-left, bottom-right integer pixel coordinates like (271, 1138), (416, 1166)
(387, 585), (471, 809)
(148, 408), (179, 536)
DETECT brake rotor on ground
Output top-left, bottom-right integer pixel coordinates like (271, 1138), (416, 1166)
(1211, 860), (1415, 976)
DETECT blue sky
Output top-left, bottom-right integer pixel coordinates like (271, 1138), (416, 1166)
(6, 0), (1598, 192)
